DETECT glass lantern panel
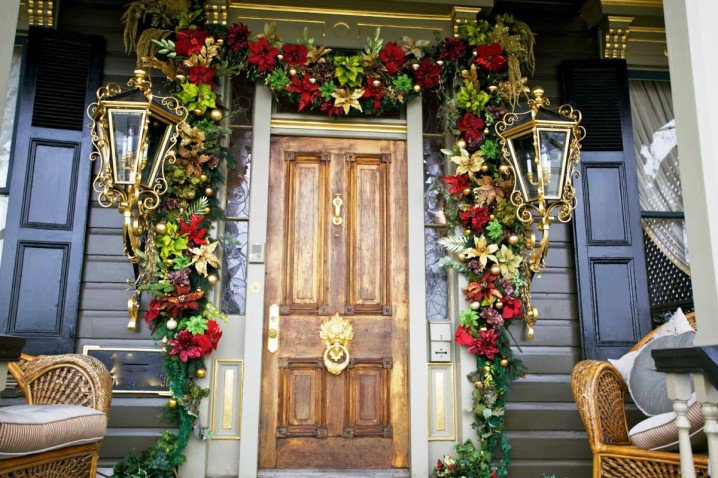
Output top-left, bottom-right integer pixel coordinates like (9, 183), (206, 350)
(142, 116), (172, 188)
(509, 133), (539, 202)
(538, 129), (570, 200)
(109, 110), (145, 185)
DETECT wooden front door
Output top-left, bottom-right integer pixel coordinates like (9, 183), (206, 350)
(259, 136), (409, 469)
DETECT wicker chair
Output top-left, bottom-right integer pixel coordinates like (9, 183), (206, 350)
(0, 353), (112, 477)
(572, 312), (708, 477)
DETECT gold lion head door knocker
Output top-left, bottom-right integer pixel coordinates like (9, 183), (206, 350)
(319, 313), (354, 375)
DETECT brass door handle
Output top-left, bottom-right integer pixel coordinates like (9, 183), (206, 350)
(268, 304), (280, 353)
(331, 194), (343, 226)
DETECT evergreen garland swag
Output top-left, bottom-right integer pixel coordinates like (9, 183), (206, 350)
(117, 1), (535, 476)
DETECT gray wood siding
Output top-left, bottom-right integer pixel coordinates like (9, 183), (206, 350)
(56, 1), (599, 475)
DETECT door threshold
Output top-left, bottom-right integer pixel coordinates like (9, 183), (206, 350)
(258, 470), (410, 478)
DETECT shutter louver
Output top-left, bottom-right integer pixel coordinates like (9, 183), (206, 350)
(31, 35), (92, 131)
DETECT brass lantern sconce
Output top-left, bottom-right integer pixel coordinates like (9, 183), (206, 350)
(496, 86), (584, 337)
(87, 69), (187, 330)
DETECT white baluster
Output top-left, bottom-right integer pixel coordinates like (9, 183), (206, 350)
(666, 373), (696, 478)
(695, 374), (718, 475)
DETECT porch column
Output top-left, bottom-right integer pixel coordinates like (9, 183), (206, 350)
(0, 0), (20, 128)
(662, 0), (718, 345)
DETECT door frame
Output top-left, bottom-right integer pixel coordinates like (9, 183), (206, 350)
(237, 85), (429, 477)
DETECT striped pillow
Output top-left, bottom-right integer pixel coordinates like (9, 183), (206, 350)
(629, 399), (705, 451)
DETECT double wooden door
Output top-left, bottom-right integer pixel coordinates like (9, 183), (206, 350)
(259, 136), (409, 469)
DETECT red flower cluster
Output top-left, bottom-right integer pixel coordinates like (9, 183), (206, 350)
(439, 37), (466, 60)
(145, 298), (162, 328)
(226, 23), (250, 52)
(363, 78), (386, 113)
(455, 325), (475, 347)
(475, 43), (507, 72)
(285, 73), (319, 111)
(456, 112), (486, 145)
(282, 44), (308, 66)
(501, 297), (522, 319)
(320, 101), (344, 117)
(179, 213), (207, 246)
(175, 29), (210, 56)
(160, 285), (204, 318)
(460, 205), (491, 232)
(248, 38), (280, 72)
(188, 65), (216, 88)
(463, 271), (501, 303)
(443, 174), (470, 198)
(168, 320), (223, 363)
(414, 58), (441, 88)
(378, 42), (405, 75)
(468, 328), (499, 359)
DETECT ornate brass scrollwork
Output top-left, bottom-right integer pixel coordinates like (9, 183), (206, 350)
(319, 313), (353, 375)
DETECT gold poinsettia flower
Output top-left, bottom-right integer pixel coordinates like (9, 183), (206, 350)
(190, 241), (220, 277)
(306, 45), (332, 64)
(178, 123), (206, 152)
(495, 244), (522, 278)
(449, 147), (485, 176)
(332, 88), (365, 114)
(462, 235), (498, 268)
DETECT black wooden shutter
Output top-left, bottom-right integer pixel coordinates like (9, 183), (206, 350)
(561, 60), (652, 360)
(0, 27), (104, 354)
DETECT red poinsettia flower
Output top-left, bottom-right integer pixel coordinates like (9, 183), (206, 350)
(188, 65), (217, 88)
(414, 58), (441, 89)
(204, 320), (223, 350)
(226, 23), (250, 52)
(194, 333), (213, 356)
(160, 285), (204, 318)
(282, 44), (308, 66)
(320, 101), (344, 117)
(443, 174), (470, 198)
(378, 42), (405, 75)
(475, 42), (508, 72)
(460, 205), (491, 233)
(285, 73), (319, 112)
(468, 328), (499, 359)
(456, 112), (486, 143)
(179, 213), (207, 246)
(463, 271), (502, 303)
(455, 325), (475, 347)
(439, 37), (466, 60)
(168, 329), (203, 362)
(362, 78), (385, 113)
(502, 297), (522, 319)
(248, 38), (280, 72)
(144, 299), (161, 328)
(175, 29), (210, 56)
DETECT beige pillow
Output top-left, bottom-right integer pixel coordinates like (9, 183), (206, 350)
(629, 398), (705, 451)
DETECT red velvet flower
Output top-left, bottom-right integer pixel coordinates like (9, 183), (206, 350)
(439, 37), (466, 60)
(455, 325), (475, 347)
(475, 42), (507, 72)
(443, 174), (470, 198)
(179, 213), (207, 246)
(378, 42), (406, 75)
(194, 333), (213, 356)
(144, 299), (161, 328)
(362, 78), (385, 113)
(160, 285), (204, 318)
(285, 73), (319, 112)
(502, 297), (522, 319)
(226, 23), (250, 52)
(320, 101), (344, 117)
(456, 112), (486, 143)
(175, 29), (210, 56)
(188, 65), (216, 88)
(282, 44), (308, 66)
(468, 328), (499, 359)
(248, 38), (280, 72)
(169, 330), (203, 362)
(460, 205), (491, 233)
(414, 58), (441, 89)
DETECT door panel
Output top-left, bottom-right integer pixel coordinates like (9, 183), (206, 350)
(260, 136), (408, 470)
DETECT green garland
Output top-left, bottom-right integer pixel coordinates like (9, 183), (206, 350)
(115, 2), (535, 476)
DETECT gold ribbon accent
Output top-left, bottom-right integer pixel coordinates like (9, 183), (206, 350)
(319, 313), (353, 375)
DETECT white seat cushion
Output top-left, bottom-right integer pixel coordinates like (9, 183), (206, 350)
(0, 404), (107, 459)
(629, 399), (705, 451)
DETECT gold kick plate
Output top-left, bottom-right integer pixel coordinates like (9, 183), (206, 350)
(319, 313), (354, 375)
(267, 304), (280, 353)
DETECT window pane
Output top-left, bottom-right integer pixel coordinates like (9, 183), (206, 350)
(0, 45), (23, 189)
(422, 91), (443, 135)
(425, 227), (449, 320)
(221, 220), (249, 315)
(230, 81), (254, 126)
(423, 137), (445, 224)
(226, 128), (252, 218)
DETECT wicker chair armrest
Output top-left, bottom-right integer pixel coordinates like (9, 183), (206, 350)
(598, 444), (709, 467)
(572, 360), (630, 449)
(9, 354), (112, 413)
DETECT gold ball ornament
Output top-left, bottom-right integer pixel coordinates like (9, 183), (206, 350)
(413, 84), (421, 93)
(461, 69), (469, 78)
(495, 300), (504, 310)
(196, 368), (207, 379)
(166, 318), (178, 330)
(204, 206), (212, 215)
(164, 258), (174, 268)
(215, 39), (224, 46)
(204, 187), (214, 197)
(480, 326), (488, 332)
(500, 359), (509, 367)
(456, 139), (467, 149)
(200, 174), (209, 183)
(499, 164), (510, 175)
(193, 108), (203, 117)
(470, 301), (480, 310)
(168, 398), (177, 408)
(488, 85), (498, 94)
(289, 68), (297, 77)
(309, 77), (317, 84)
(473, 380), (482, 390)
(463, 188), (471, 196)
(175, 74), (186, 83)
(276, 54), (284, 61)
(437, 60), (444, 66)
(412, 63), (420, 71)
(472, 50), (478, 57)
(480, 164), (489, 173)
(464, 228), (472, 237)
(155, 222), (168, 235)
(456, 252), (467, 263)
(372, 79), (381, 87)
(483, 127), (490, 134)
(207, 274), (219, 286)
(210, 108), (223, 122)
(489, 214), (496, 221)
(161, 336), (168, 344)
(490, 264), (501, 276)
(508, 234), (520, 245)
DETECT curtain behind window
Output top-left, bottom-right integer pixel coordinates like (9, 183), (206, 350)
(629, 79), (689, 274)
